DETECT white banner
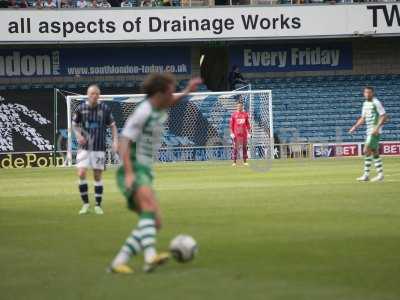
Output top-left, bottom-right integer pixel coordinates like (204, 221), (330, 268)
(0, 4), (399, 43)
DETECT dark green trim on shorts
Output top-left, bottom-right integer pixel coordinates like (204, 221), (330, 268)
(365, 134), (380, 151)
(116, 164), (154, 211)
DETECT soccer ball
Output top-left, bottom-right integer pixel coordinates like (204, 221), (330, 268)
(169, 234), (198, 263)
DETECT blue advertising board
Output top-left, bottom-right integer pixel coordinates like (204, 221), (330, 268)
(230, 43), (352, 72)
(0, 46), (190, 78)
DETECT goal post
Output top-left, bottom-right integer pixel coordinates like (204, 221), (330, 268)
(65, 90), (273, 166)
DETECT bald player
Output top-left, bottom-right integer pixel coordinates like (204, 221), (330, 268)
(72, 84), (118, 215)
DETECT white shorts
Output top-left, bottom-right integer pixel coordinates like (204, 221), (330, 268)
(76, 150), (106, 170)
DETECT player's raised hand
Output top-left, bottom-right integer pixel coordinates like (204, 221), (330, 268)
(348, 126), (355, 134)
(172, 77), (203, 105)
(186, 77), (203, 93)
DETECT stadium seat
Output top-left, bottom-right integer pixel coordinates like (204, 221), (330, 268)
(245, 74), (399, 143)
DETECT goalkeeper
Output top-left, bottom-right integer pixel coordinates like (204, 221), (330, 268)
(109, 73), (201, 274)
(230, 101), (251, 166)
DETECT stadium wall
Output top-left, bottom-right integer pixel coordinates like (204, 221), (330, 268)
(1, 4), (400, 43)
(1, 38), (400, 87)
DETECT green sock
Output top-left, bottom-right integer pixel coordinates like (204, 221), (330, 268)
(373, 154), (383, 175)
(112, 229), (142, 267)
(364, 155), (372, 176)
(138, 212), (157, 262)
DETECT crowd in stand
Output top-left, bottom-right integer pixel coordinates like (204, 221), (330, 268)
(0, 0), (394, 7)
(0, 0), (177, 8)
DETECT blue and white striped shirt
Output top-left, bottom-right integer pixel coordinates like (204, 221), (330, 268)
(72, 101), (115, 151)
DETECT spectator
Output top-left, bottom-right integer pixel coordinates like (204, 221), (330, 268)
(228, 66), (247, 90)
(33, 0), (45, 8)
(44, 0), (57, 7)
(99, 0), (111, 6)
(8, 0), (18, 7)
(120, 0), (132, 6)
(162, 0), (171, 5)
(141, 0), (151, 6)
(87, 0), (100, 6)
(76, 0), (88, 7)
(60, 0), (72, 7)
(19, 0), (30, 7)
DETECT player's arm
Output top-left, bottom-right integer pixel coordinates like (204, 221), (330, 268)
(110, 122), (119, 153)
(372, 101), (388, 136)
(349, 103), (366, 134)
(106, 109), (119, 153)
(245, 113), (251, 137)
(374, 114), (388, 133)
(349, 117), (365, 134)
(229, 114), (235, 139)
(72, 109), (86, 145)
(170, 77), (202, 106)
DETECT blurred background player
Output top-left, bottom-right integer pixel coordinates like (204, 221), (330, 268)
(109, 74), (202, 274)
(349, 86), (388, 182)
(230, 101), (251, 166)
(72, 84), (118, 215)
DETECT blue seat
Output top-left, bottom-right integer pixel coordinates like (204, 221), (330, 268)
(245, 74), (400, 143)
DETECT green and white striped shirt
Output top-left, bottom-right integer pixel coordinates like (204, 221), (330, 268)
(121, 100), (167, 167)
(361, 98), (386, 136)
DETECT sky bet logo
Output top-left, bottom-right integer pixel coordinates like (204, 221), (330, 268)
(0, 51), (60, 77)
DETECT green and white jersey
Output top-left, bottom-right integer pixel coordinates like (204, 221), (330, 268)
(361, 98), (386, 136)
(121, 100), (167, 168)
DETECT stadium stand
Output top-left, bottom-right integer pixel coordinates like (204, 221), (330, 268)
(0, 0), (394, 8)
(248, 74), (400, 143)
(176, 74), (400, 145)
(0, 74), (398, 144)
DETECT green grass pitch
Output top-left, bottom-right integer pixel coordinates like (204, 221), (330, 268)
(1, 158), (399, 300)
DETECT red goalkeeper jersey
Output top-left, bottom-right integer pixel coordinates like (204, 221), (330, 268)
(230, 111), (250, 138)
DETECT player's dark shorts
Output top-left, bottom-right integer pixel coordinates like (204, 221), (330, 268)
(116, 163), (153, 211)
(365, 134), (380, 151)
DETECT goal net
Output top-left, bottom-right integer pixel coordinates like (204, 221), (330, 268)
(65, 90), (273, 166)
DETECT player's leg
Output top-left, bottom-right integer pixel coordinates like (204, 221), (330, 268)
(109, 203), (142, 274)
(110, 188), (168, 273)
(91, 151), (106, 214)
(134, 187), (169, 272)
(232, 138), (238, 166)
(110, 169), (146, 274)
(358, 142), (373, 181)
(110, 167), (168, 274)
(242, 139), (248, 166)
(370, 135), (384, 182)
(93, 169), (104, 214)
(76, 150), (90, 214)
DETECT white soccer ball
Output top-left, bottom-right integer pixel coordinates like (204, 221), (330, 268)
(169, 234), (198, 263)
